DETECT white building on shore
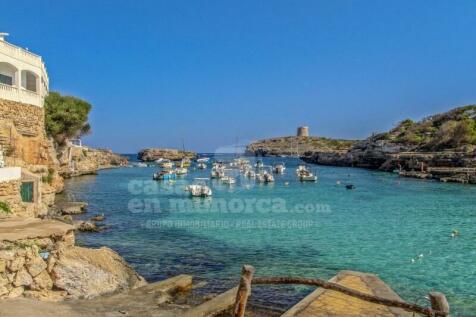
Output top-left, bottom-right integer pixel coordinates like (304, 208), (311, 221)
(0, 33), (49, 107)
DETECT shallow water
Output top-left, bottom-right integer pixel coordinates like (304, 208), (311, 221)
(67, 155), (476, 316)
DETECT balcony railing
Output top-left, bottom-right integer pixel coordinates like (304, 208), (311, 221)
(0, 83), (42, 107)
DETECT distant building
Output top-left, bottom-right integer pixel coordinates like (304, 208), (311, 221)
(0, 32), (49, 107)
(297, 126), (309, 137)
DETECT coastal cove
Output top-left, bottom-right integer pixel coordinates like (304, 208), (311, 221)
(66, 155), (476, 316)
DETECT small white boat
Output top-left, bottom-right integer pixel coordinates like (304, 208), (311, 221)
(136, 162), (148, 168)
(296, 164), (307, 175)
(160, 160), (174, 169)
(211, 167), (225, 179)
(175, 167), (188, 175)
(221, 176), (236, 185)
(196, 157), (210, 163)
(256, 171), (274, 183)
(273, 163), (286, 174)
(197, 162), (207, 169)
(155, 158), (166, 163)
(244, 169), (256, 178)
(186, 178), (212, 197)
(298, 169), (318, 182)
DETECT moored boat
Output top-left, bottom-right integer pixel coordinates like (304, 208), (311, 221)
(273, 163), (286, 174)
(153, 170), (177, 181)
(160, 160), (174, 169)
(185, 178), (212, 197)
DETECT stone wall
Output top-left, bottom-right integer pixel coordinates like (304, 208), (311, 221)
(0, 99), (44, 137)
(0, 231), (75, 300)
(0, 180), (23, 216)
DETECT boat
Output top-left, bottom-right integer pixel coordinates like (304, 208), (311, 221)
(153, 170), (177, 181)
(196, 157), (210, 163)
(160, 160), (174, 169)
(244, 169), (256, 178)
(346, 184), (355, 190)
(175, 167), (188, 175)
(180, 157), (191, 168)
(155, 158), (166, 163)
(255, 160), (264, 169)
(197, 162), (207, 169)
(136, 162), (148, 168)
(210, 162), (224, 178)
(298, 170), (318, 182)
(256, 170), (274, 183)
(221, 175), (236, 185)
(256, 166), (275, 183)
(273, 163), (286, 174)
(185, 178), (212, 197)
(296, 164), (307, 175)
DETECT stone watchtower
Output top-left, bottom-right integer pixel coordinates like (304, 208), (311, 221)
(297, 126), (309, 137)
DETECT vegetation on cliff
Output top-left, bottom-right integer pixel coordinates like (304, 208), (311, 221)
(246, 136), (357, 156)
(44, 92), (92, 144)
(373, 105), (476, 151)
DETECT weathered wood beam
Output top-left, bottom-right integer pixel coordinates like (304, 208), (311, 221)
(182, 287), (238, 317)
(233, 265), (255, 317)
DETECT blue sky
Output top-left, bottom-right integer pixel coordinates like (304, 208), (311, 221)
(2, 0), (476, 153)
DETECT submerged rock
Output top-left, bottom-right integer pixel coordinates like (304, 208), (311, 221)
(51, 246), (146, 299)
(74, 220), (101, 232)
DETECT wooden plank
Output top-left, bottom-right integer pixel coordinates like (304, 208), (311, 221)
(182, 287), (238, 317)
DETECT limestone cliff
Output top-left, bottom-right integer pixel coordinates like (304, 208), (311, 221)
(246, 136), (357, 157)
(138, 148), (196, 162)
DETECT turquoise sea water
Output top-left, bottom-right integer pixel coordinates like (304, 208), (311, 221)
(67, 155), (476, 316)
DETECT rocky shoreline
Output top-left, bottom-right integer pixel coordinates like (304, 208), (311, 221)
(246, 136), (356, 157)
(250, 106), (476, 184)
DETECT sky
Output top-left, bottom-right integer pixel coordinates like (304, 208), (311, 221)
(2, 0), (476, 153)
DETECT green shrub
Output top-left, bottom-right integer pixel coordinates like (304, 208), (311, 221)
(0, 201), (11, 214)
(44, 92), (92, 144)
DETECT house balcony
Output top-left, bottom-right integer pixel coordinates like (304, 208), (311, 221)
(0, 83), (43, 107)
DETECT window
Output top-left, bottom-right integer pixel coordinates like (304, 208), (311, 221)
(20, 182), (34, 203)
(0, 74), (13, 86)
(25, 72), (37, 92)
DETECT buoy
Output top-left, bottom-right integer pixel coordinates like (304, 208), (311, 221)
(336, 181), (341, 185)
(284, 182), (289, 186)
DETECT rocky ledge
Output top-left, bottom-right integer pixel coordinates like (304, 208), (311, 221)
(246, 136), (357, 157)
(138, 148), (197, 162)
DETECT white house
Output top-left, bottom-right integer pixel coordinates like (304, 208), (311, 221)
(0, 33), (49, 107)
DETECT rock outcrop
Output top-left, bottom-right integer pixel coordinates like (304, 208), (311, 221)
(138, 148), (197, 162)
(57, 146), (128, 178)
(0, 218), (146, 301)
(51, 246), (146, 299)
(246, 136), (356, 157)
